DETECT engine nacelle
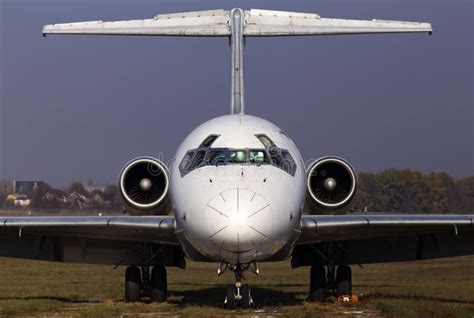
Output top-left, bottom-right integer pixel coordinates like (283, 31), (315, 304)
(119, 157), (169, 214)
(306, 156), (358, 210)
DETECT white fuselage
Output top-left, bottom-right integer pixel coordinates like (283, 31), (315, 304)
(170, 114), (307, 264)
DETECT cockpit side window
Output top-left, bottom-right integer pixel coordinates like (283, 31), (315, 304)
(179, 135), (221, 176)
(179, 150), (194, 174)
(255, 134), (297, 177)
(255, 134), (274, 147)
(281, 149), (296, 176)
(268, 146), (284, 166)
(192, 150), (206, 168)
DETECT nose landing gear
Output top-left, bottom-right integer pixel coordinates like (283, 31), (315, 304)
(223, 263), (255, 309)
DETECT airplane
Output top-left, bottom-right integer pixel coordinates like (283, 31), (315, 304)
(1, 8), (473, 309)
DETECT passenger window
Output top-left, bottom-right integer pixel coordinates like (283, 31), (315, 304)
(229, 150), (247, 163)
(207, 150), (226, 166)
(249, 150), (268, 165)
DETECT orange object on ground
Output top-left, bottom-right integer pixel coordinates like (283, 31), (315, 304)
(337, 295), (359, 303)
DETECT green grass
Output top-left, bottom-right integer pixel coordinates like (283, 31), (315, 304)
(0, 256), (473, 317)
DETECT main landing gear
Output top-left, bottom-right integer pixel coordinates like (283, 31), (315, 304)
(309, 264), (352, 302)
(224, 263), (255, 309)
(125, 265), (167, 302)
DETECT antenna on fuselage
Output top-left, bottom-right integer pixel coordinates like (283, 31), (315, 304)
(42, 8), (432, 115)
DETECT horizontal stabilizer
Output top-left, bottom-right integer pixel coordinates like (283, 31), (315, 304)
(43, 8), (432, 38)
(43, 8), (433, 115)
(244, 9), (432, 36)
(43, 9), (231, 37)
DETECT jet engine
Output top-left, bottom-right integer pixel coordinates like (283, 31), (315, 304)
(119, 157), (169, 214)
(306, 156), (358, 210)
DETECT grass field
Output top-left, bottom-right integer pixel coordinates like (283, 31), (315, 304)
(0, 256), (472, 317)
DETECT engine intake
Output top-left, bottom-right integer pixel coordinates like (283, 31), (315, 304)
(307, 156), (358, 209)
(119, 157), (169, 212)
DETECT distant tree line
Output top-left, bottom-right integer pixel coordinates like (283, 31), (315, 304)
(0, 169), (472, 213)
(348, 169), (473, 213)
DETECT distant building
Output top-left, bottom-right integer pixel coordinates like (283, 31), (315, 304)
(13, 180), (45, 196)
(5, 194), (31, 208)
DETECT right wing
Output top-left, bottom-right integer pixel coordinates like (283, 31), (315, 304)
(43, 9), (231, 37)
(0, 215), (185, 268)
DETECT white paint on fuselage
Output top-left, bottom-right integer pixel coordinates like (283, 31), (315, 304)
(170, 114), (306, 264)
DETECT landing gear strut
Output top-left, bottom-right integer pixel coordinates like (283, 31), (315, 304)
(309, 264), (352, 302)
(125, 265), (167, 302)
(224, 263), (254, 309)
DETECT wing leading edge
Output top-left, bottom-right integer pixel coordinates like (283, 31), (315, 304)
(293, 214), (473, 267)
(0, 215), (177, 244)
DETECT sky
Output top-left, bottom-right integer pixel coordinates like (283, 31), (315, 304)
(0, 0), (472, 187)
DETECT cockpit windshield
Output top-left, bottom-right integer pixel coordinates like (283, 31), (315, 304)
(179, 148), (270, 175)
(179, 134), (296, 177)
(249, 150), (267, 164)
(206, 149), (226, 165)
(229, 150), (247, 163)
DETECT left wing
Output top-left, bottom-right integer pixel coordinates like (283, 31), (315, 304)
(244, 9), (432, 36)
(0, 216), (185, 268)
(293, 214), (474, 267)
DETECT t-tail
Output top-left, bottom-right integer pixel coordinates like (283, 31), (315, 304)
(43, 8), (432, 115)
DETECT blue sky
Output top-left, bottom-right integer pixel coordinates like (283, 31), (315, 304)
(0, 0), (472, 186)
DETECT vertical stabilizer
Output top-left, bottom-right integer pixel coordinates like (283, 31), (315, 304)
(229, 9), (245, 115)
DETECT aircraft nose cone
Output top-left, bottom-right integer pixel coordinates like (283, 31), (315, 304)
(205, 188), (272, 253)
